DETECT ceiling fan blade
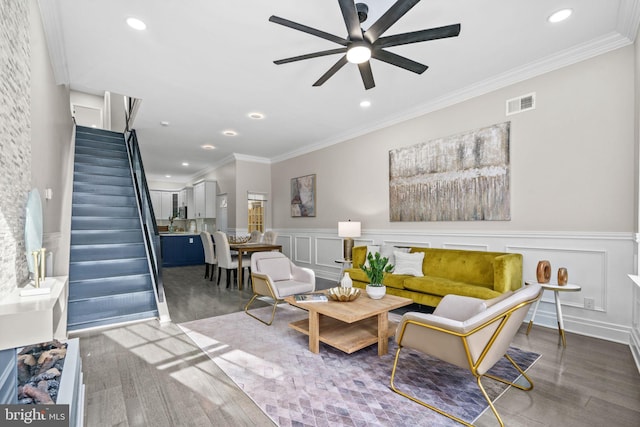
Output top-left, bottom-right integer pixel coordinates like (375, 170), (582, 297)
(269, 15), (348, 46)
(274, 48), (347, 65)
(372, 49), (428, 74)
(358, 61), (375, 90)
(338, 0), (363, 41)
(364, 0), (421, 42)
(374, 24), (461, 49)
(313, 55), (349, 86)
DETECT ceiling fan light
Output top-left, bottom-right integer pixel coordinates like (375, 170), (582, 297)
(346, 44), (371, 64)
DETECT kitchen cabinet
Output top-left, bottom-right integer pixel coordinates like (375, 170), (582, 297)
(193, 180), (216, 218)
(150, 190), (177, 220)
(161, 234), (204, 267)
(179, 187), (194, 219)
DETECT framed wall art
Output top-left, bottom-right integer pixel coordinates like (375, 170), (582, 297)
(291, 174), (316, 217)
(389, 122), (511, 222)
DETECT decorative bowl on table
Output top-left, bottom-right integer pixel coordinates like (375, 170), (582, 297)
(327, 287), (361, 302)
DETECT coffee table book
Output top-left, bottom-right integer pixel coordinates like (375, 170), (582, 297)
(294, 294), (328, 303)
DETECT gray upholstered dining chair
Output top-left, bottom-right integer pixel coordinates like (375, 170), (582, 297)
(262, 230), (278, 244)
(248, 230), (263, 243)
(199, 231), (216, 282)
(390, 282), (543, 427)
(212, 231), (249, 288)
(245, 251), (315, 325)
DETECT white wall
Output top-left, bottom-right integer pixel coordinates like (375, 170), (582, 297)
(271, 46), (636, 345)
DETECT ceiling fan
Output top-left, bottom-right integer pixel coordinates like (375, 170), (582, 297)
(269, 0), (461, 90)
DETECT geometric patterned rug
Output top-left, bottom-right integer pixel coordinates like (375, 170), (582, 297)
(179, 304), (540, 427)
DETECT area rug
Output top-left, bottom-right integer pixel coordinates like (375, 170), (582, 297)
(179, 305), (540, 426)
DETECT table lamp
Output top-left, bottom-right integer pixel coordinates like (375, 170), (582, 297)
(338, 220), (361, 261)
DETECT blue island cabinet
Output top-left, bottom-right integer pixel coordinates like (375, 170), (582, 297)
(161, 234), (204, 267)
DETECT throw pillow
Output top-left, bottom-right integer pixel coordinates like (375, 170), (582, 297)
(380, 244), (409, 270)
(363, 245), (380, 267)
(433, 294), (487, 321)
(393, 251), (424, 276)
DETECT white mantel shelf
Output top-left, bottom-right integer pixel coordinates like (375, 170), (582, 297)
(0, 276), (68, 351)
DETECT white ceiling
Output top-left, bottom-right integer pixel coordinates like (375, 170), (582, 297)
(39, 0), (638, 184)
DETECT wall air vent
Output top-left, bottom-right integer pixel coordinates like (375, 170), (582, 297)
(506, 92), (536, 116)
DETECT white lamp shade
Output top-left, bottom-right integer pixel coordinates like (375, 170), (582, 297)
(338, 221), (361, 238)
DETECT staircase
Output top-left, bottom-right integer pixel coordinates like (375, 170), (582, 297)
(67, 126), (158, 331)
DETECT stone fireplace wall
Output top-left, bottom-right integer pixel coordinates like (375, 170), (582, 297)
(0, 1), (31, 299)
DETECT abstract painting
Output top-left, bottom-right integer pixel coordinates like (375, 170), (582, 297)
(389, 122), (511, 221)
(291, 174), (316, 217)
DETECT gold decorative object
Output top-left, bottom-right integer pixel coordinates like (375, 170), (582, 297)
(327, 287), (360, 302)
(557, 267), (568, 285)
(536, 260), (551, 284)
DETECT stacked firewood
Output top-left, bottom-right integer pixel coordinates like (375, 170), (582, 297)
(16, 340), (67, 404)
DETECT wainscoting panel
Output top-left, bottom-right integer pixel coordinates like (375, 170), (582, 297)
(508, 245), (607, 312)
(315, 237), (342, 269)
(443, 242), (490, 251)
(276, 228), (634, 345)
(293, 236), (312, 265)
(276, 234), (293, 259)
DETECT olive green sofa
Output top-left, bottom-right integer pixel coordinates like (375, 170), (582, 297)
(345, 246), (523, 307)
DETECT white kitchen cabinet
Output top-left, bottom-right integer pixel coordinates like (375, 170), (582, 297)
(149, 190), (177, 220)
(193, 180), (216, 218)
(179, 187), (195, 219)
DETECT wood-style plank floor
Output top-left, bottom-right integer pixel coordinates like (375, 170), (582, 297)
(71, 265), (640, 426)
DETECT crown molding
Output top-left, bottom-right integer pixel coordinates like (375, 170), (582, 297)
(271, 31), (633, 164)
(618, 0), (640, 41)
(233, 153), (271, 164)
(36, 0), (69, 85)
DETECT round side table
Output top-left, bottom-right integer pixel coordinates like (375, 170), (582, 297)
(525, 281), (581, 347)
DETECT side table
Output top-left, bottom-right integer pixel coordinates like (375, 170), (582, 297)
(334, 259), (353, 284)
(525, 281), (581, 347)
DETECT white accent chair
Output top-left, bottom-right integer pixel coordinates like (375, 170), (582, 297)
(263, 230), (278, 245)
(248, 230), (263, 243)
(390, 282), (543, 427)
(212, 231), (249, 288)
(245, 252), (316, 325)
(199, 231), (216, 282)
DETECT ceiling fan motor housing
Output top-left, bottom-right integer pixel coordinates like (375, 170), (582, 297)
(356, 3), (368, 23)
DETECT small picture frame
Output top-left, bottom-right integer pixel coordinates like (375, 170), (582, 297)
(291, 174), (316, 217)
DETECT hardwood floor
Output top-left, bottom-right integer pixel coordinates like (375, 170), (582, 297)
(72, 265), (640, 426)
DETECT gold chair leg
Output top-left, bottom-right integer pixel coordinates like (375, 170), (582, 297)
(482, 353), (534, 392)
(244, 294), (278, 326)
(389, 346), (473, 427)
(476, 376), (505, 427)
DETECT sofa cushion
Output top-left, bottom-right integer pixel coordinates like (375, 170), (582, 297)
(433, 294), (487, 321)
(347, 268), (407, 289)
(393, 251), (424, 276)
(410, 247), (497, 287)
(256, 257), (291, 282)
(404, 276), (501, 300)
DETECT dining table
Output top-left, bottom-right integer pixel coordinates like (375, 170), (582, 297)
(229, 242), (282, 290)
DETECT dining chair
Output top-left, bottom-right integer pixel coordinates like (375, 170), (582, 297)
(199, 231), (216, 282)
(248, 230), (263, 243)
(212, 231), (249, 288)
(263, 230), (278, 244)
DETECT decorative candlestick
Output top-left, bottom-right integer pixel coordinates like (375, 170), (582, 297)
(40, 248), (46, 283)
(32, 251), (41, 288)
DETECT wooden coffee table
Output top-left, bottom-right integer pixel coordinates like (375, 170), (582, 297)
(284, 291), (413, 356)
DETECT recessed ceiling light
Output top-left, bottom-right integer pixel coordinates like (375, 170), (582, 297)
(165, 175), (171, 178)
(201, 144), (216, 150)
(126, 17), (147, 30)
(248, 112), (265, 120)
(360, 100), (371, 108)
(548, 9), (572, 23)
(223, 130), (238, 136)
(160, 121), (170, 126)
(182, 162), (189, 166)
